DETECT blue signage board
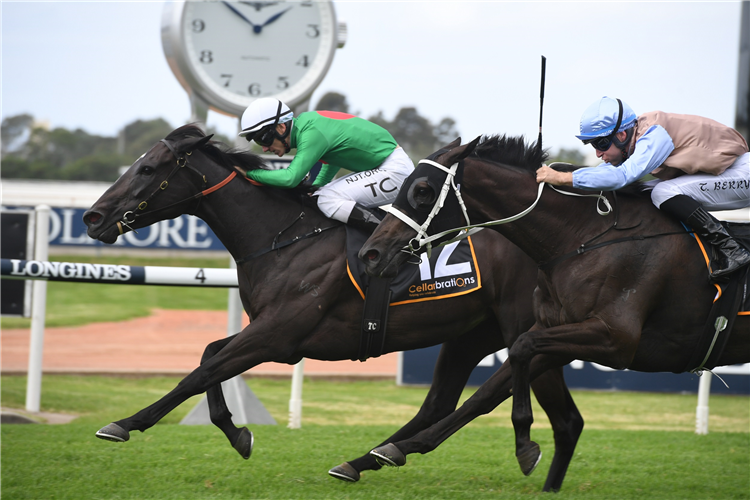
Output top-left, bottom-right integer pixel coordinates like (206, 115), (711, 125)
(402, 346), (750, 395)
(11, 207), (227, 251)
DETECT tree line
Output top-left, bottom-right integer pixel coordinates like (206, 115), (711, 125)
(1, 92), (584, 182)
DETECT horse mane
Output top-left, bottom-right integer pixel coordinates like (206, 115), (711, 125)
(165, 124), (267, 174)
(471, 135), (548, 172)
(470, 134), (650, 199)
(164, 124), (320, 208)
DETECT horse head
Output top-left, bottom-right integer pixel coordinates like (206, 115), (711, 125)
(358, 136), (480, 278)
(83, 125), (262, 244)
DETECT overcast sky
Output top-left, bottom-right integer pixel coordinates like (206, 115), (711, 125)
(1, 1), (744, 160)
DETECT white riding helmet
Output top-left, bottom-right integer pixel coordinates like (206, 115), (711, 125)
(238, 98), (293, 139)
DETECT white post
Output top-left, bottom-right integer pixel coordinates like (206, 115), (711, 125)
(695, 372), (712, 435)
(227, 259), (243, 337)
(25, 205), (50, 412)
(288, 359), (305, 429)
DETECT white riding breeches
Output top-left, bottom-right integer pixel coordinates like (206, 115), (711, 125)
(651, 152), (750, 211)
(314, 147), (415, 222)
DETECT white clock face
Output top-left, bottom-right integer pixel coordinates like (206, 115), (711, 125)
(175, 0), (336, 113)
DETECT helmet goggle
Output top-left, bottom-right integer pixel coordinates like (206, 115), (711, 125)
(252, 125), (277, 147)
(585, 135), (615, 152)
(582, 98), (624, 152)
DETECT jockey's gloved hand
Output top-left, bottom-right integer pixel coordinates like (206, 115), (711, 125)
(298, 177), (318, 194)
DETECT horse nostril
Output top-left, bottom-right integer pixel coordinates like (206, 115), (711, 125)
(365, 249), (379, 261)
(83, 211), (102, 225)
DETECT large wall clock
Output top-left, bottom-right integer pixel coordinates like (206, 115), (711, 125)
(161, 1), (347, 120)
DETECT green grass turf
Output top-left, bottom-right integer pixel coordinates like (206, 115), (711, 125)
(1, 254), (231, 328)
(1, 376), (748, 499)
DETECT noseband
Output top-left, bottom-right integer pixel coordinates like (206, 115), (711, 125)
(116, 138), (236, 235)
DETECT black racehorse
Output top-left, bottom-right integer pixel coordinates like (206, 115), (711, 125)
(358, 135), (750, 491)
(83, 126), (583, 490)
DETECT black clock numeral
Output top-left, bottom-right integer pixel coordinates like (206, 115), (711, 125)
(300, 1), (313, 6)
(277, 77), (289, 90)
(296, 55), (309, 68)
(192, 19), (205, 33)
(248, 83), (261, 96)
(199, 50), (213, 64)
(221, 74), (232, 87)
(306, 24), (320, 38)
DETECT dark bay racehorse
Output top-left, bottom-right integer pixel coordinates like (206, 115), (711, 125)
(83, 126), (582, 490)
(358, 135), (750, 491)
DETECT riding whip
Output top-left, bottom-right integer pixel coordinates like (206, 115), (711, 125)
(537, 55), (546, 153)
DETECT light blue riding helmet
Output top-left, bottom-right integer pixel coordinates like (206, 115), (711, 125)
(576, 97), (637, 141)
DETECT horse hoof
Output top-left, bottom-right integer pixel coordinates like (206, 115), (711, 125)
(516, 442), (542, 476)
(370, 443), (406, 467)
(232, 427), (254, 459)
(95, 423), (129, 442)
(328, 462), (360, 482)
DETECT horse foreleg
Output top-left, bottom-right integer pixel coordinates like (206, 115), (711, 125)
(331, 325), (501, 482)
(369, 360), (516, 466)
(96, 322), (280, 444)
(508, 319), (624, 478)
(530, 366), (583, 492)
(200, 337), (254, 459)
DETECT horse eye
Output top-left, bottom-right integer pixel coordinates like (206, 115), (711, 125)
(408, 181), (436, 210)
(415, 185), (435, 204)
(415, 186), (432, 199)
(140, 165), (155, 176)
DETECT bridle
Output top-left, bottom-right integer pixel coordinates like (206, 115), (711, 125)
(384, 157), (613, 261)
(116, 138), (237, 235)
(381, 159), (472, 259)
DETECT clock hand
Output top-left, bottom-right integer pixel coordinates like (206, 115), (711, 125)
(221, 1), (262, 33)
(261, 6), (292, 28)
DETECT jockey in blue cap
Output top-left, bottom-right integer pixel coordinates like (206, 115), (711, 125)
(536, 96), (750, 281)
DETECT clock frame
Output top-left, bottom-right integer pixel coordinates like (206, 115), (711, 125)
(161, 1), (346, 119)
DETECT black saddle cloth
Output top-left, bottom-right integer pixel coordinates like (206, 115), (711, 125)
(345, 227), (481, 305)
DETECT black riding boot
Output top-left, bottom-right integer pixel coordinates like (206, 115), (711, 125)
(660, 194), (750, 281)
(346, 203), (382, 233)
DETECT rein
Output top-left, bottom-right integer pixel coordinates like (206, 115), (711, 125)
(116, 139), (235, 235)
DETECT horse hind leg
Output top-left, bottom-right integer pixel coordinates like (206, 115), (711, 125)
(530, 366), (583, 492)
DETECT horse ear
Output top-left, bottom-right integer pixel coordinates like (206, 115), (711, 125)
(444, 136), (480, 164)
(443, 137), (462, 150)
(179, 134), (214, 153)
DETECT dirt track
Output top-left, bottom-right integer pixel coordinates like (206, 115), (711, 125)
(1, 309), (397, 378)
